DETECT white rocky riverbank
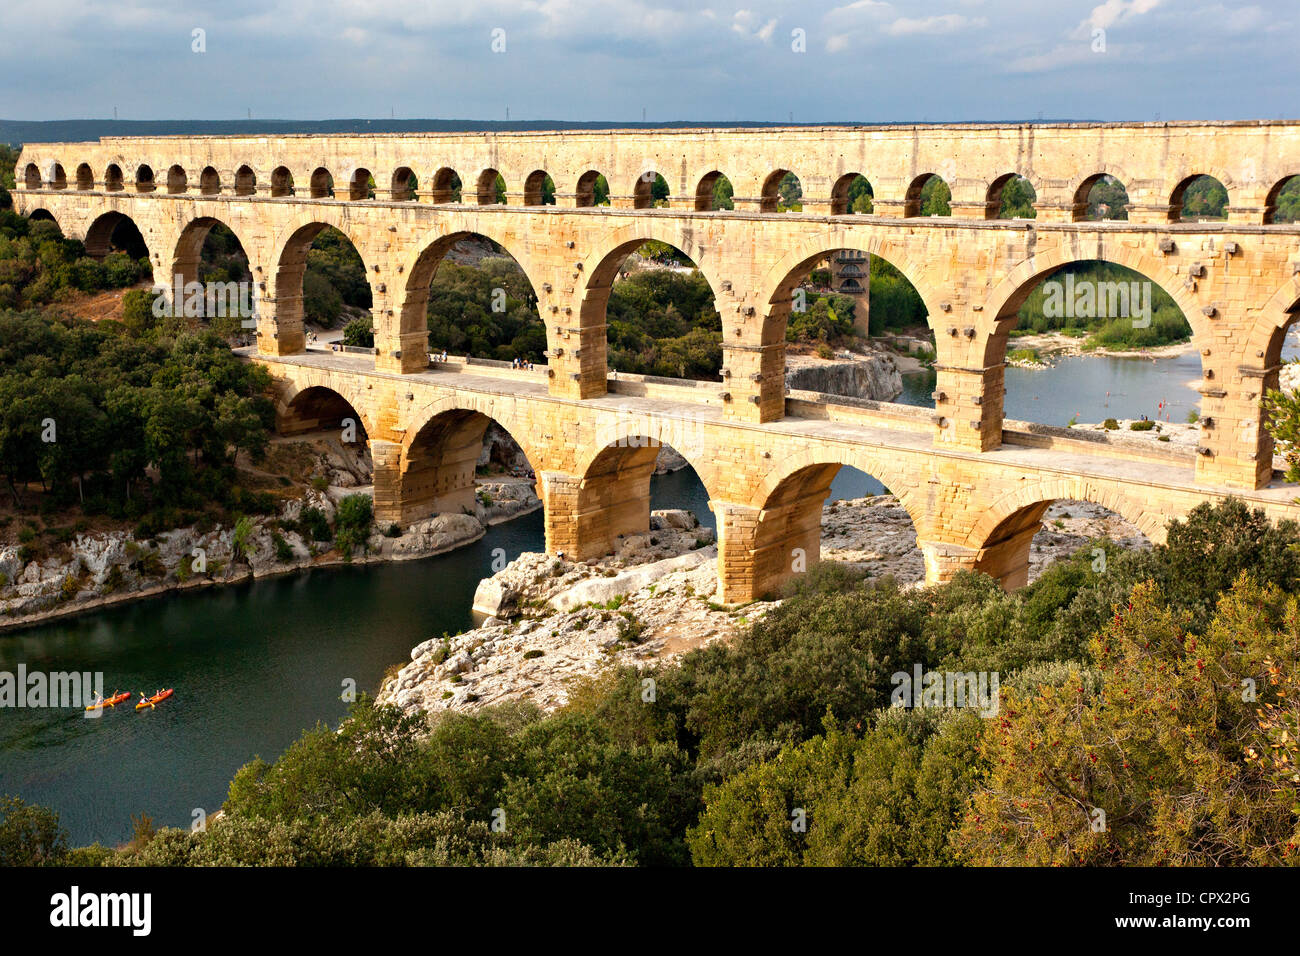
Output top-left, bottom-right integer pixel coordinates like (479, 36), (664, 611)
(0, 478), (539, 629)
(377, 495), (1147, 718)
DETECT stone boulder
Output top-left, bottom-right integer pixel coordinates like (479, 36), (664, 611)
(388, 513), (484, 560)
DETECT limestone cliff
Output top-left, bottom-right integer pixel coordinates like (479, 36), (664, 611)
(784, 350), (903, 401)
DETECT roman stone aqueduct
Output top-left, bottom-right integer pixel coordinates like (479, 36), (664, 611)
(14, 122), (1300, 600)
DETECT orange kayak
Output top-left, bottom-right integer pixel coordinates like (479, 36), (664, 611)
(135, 689), (174, 710)
(86, 692), (131, 710)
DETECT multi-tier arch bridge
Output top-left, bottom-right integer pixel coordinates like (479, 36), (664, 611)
(14, 122), (1300, 600)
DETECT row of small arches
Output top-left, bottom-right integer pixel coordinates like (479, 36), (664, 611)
(19, 160), (1300, 223)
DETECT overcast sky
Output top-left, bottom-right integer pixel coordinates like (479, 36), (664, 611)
(0, 0), (1293, 123)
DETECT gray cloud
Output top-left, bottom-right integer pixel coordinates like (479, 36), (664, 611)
(0, 0), (1293, 121)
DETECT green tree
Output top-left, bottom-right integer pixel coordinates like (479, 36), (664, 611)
(0, 795), (67, 866)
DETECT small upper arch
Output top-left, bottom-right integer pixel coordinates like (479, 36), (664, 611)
(199, 166), (221, 196)
(575, 170), (608, 207)
(235, 165), (257, 197)
(271, 166), (295, 197)
(904, 173), (951, 217)
(694, 170), (734, 211)
(986, 173), (1038, 219)
(166, 164), (187, 194)
(476, 168), (505, 205)
(390, 166), (417, 202)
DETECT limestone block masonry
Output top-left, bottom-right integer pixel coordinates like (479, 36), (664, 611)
(15, 122), (1300, 599)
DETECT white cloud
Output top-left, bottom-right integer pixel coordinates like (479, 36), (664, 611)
(885, 13), (986, 35)
(732, 9), (779, 41)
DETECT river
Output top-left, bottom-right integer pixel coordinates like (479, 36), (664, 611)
(0, 347), (1263, 846)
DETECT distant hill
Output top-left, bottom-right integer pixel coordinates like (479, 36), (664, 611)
(0, 117), (1084, 146)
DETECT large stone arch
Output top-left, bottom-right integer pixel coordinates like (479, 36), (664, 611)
(967, 477), (1166, 548)
(392, 394), (544, 525)
(83, 209), (151, 262)
(963, 476), (1166, 589)
(168, 213), (258, 296)
(1246, 273), (1300, 362)
(396, 217), (550, 351)
(401, 392), (542, 471)
(752, 446), (922, 527)
(976, 239), (1205, 362)
(570, 222), (727, 394)
(266, 210), (379, 357)
(755, 230), (945, 346)
(25, 207), (61, 233)
(566, 417), (722, 561)
(273, 375), (377, 440)
(730, 448), (928, 600)
(575, 409), (725, 505)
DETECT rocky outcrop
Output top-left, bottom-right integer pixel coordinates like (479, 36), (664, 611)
(654, 445), (689, 474)
(380, 495), (1146, 718)
(785, 349), (903, 401)
(479, 423), (532, 475)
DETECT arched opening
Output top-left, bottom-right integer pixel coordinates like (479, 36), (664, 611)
(135, 165), (156, 193)
(694, 171), (735, 211)
(27, 209), (65, 247)
(235, 165), (257, 197)
(169, 217), (255, 339)
(1169, 174), (1228, 222)
(23, 163), (40, 190)
(573, 437), (714, 561)
(761, 169), (802, 213)
(75, 163), (94, 190)
(576, 170), (609, 207)
(1265, 175), (1300, 224)
(309, 167), (333, 199)
(991, 259), (1196, 433)
(523, 170), (556, 206)
(769, 248), (937, 407)
(973, 498), (1150, 591)
(586, 240), (721, 383)
(46, 164), (66, 190)
(275, 223), (372, 352)
(987, 174), (1037, 219)
(476, 169), (506, 205)
(271, 166), (295, 197)
(279, 386), (369, 440)
(749, 462), (920, 599)
(347, 168), (375, 201)
(391, 167), (417, 202)
(104, 164), (124, 192)
(1073, 174), (1129, 221)
(166, 165), (187, 194)
(904, 173), (950, 217)
(401, 233), (545, 369)
(84, 211), (150, 262)
(431, 167), (462, 203)
(199, 166), (221, 196)
(397, 409), (538, 526)
(632, 172), (669, 209)
(831, 173), (872, 215)
(28, 208), (59, 230)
